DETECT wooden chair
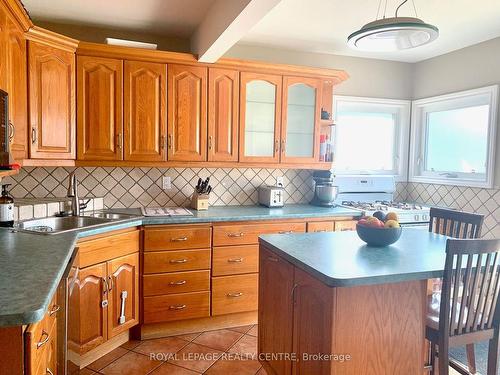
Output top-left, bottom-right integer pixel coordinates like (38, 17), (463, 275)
(426, 238), (500, 375)
(428, 207), (485, 373)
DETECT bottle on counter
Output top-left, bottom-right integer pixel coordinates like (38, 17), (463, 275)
(0, 183), (14, 227)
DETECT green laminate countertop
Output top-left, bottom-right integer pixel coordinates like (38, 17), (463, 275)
(0, 204), (360, 326)
(259, 229), (449, 287)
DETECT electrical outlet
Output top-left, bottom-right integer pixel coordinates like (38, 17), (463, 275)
(276, 176), (284, 187)
(162, 176), (171, 190)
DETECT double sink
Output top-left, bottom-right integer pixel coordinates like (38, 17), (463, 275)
(13, 212), (140, 235)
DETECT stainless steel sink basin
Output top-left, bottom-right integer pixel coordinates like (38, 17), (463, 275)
(84, 212), (138, 220)
(14, 216), (114, 235)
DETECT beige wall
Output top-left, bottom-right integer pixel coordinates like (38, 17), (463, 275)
(35, 20), (191, 53)
(225, 44), (414, 99)
(413, 37), (500, 187)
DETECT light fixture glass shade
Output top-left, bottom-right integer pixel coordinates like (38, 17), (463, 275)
(347, 17), (439, 51)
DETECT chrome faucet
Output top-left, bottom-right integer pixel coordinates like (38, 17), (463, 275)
(67, 171), (89, 216)
(67, 172), (80, 216)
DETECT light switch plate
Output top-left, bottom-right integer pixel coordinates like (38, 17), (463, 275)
(162, 176), (171, 190)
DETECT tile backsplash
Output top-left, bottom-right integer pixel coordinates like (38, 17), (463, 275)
(396, 182), (500, 239)
(3, 167), (314, 209)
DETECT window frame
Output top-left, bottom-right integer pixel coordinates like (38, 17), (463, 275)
(332, 95), (411, 181)
(409, 85), (498, 188)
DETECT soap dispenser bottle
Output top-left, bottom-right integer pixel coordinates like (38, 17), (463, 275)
(0, 184), (14, 227)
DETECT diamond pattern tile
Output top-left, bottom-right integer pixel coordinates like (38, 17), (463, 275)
(4, 167), (314, 210)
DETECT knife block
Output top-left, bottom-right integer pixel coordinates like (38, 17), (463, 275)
(191, 191), (209, 211)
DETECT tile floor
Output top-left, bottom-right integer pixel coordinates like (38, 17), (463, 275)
(81, 325), (265, 375)
(80, 324), (463, 375)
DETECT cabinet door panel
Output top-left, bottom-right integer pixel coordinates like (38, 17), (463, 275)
(167, 64), (207, 161)
(281, 76), (321, 164)
(292, 267), (333, 375)
(29, 41), (75, 159)
(77, 56), (123, 160)
(107, 252), (139, 338)
(258, 246), (294, 375)
(239, 72), (281, 163)
(124, 61), (166, 161)
(208, 68), (239, 162)
(73, 262), (108, 355)
(7, 19), (27, 160)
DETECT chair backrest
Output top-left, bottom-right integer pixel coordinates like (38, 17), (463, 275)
(440, 239), (500, 338)
(429, 207), (485, 239)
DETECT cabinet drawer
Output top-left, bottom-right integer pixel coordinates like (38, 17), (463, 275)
(212, 273), (258, 315)
(334, 220), (358, 232)
(144, 225), (211, 251)
(143, 249), (211, 274)
(213, 222), (306, 246)
(77, 229), (140, 268)
(143, 291), (210, 323)
(212, 245), (259, 276)
(143, 270), (210, 296)
(307, 221), (334, 233)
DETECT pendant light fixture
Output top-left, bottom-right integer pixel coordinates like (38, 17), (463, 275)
(347, 0), (438, 52)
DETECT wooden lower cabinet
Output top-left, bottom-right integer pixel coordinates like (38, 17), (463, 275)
(107, 253), (140, 338)
(258, 247), (295, 375)
(69, 230), (140, 357)
(71, 262), (108, 354)
(211, 273), (258, 316)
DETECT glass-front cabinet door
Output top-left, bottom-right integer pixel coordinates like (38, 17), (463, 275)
(281, 76), (321, 163)
(239, 72), (282, 163)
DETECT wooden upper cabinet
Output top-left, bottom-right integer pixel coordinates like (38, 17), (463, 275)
(74, 262), (108, 355)
(28, 41), (75, 159)
(239, 72), (282, 163)
(106, 253), (139, 338)
(208, 68), (239, 162)
(6, 17), (27, 161)
(124, 61), (166, 162)
(77, 56), (123, 161)
(281, 76), (322, 164)
(167, 64), (207, 161)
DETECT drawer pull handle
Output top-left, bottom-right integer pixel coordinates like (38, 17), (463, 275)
(171, 236), (188, 242)
(46, 368), (54, 375)
(278, 230), (293, 234)
(169, 304), (187, 310)
(170, 259), (188, 264)
(227, 292), (243, 298)
(267, 256), (278, 262)
(227, 232), (244, 237)
(48, 304), (60, 316)
(37, 330), (50, 348)
(228, 258), (243, 263)
(169, 280), (187, 286)
(315, 230), (327, 233)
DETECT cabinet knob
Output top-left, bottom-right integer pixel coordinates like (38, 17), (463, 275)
(46, 368), (54, 375)
(116, 133), (123, 149)
(36, 330), (50, 349)
(274, 139), (279, 153)
(161, 135), (166, 149)
(167, 134), (172, 149)
(48, 304), (60, 316)
(8, 122), (14, 142)
(281, 139), (286, 153)
(169, 258), (188, 264)
(227, 292), (243, 298)
(208, 136), (213, 151)
(171, 236), (188, 242)
(169, 304), (187, 310)
(31, 127), (37, 144)
(169, 280), (187, 286)
(108, 276), (113, 291)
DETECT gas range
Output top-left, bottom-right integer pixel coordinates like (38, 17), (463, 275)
(333, 176), (430, 226)
(341, 200), (430, 225)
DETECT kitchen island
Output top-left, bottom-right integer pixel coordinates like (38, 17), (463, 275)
(258, 229), (448, 375)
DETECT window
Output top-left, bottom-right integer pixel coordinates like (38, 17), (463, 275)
(333, 96), (410, 180)
(409, 85), (498, 188)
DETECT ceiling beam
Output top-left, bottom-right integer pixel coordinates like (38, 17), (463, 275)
(191, 0), (282, 63)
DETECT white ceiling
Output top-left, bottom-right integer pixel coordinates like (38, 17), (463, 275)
(240, 0), (500, 62)
(22, 0), (216, 37)
(22, 0), (500, 62)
